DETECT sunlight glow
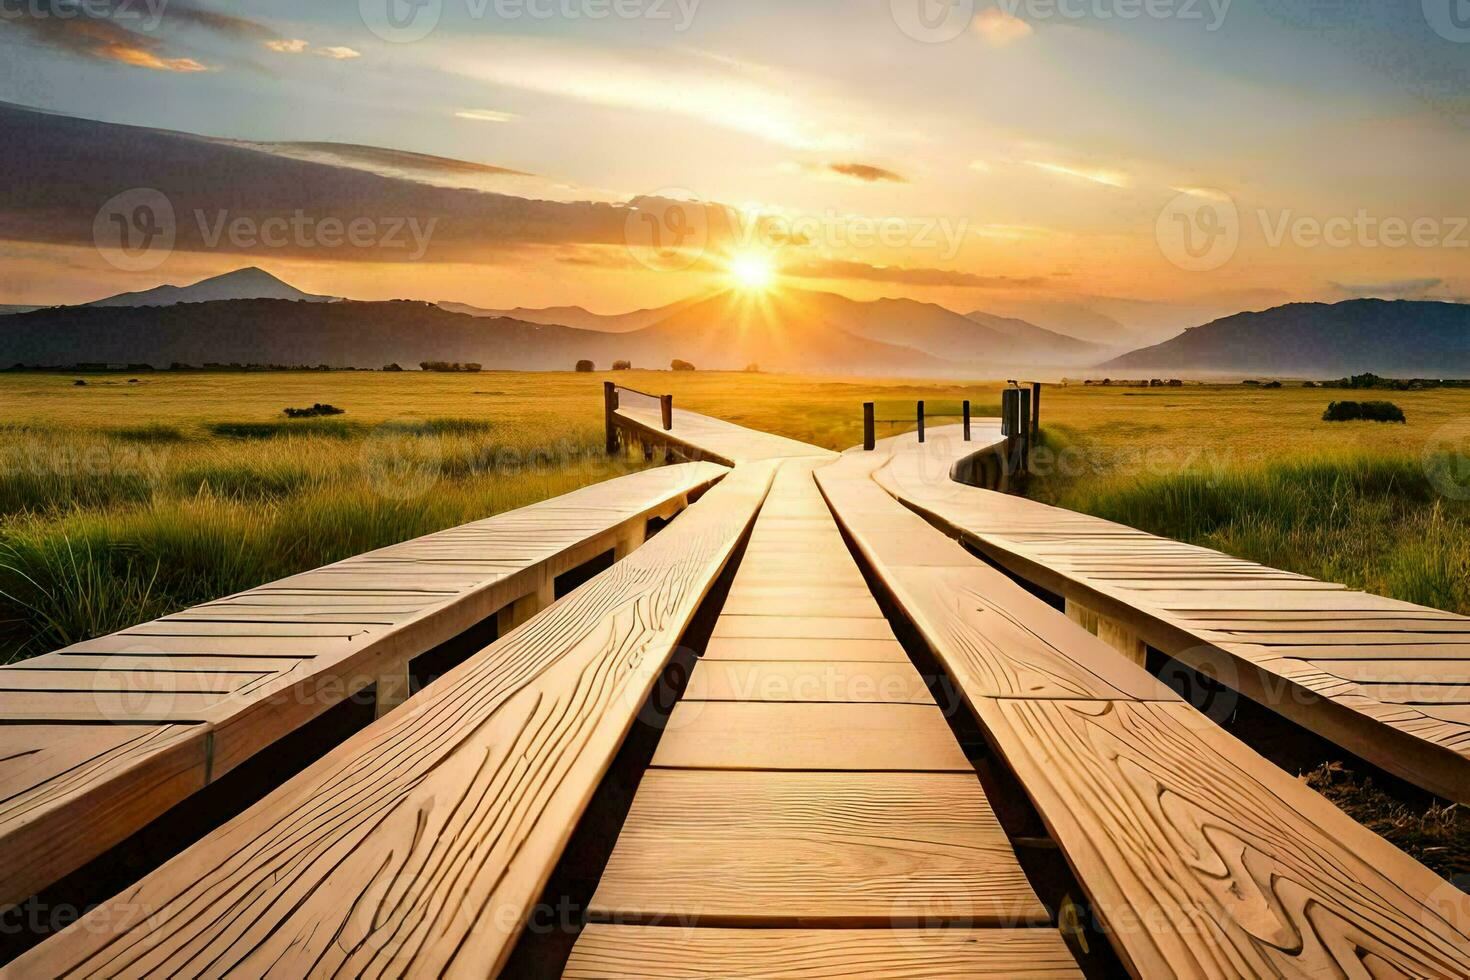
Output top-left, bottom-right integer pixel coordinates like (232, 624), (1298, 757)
(729, 252), (776, 291)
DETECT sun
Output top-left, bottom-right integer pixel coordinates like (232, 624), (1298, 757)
(728, 251), (776, 291)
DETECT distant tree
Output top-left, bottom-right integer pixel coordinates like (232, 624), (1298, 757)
(1242, 379), (1261, 386)
(1263, 380), (1283, 389)
(1302, 381), (1318, 388)
(744, 363), (761, 373)
(1323, 400), (1406, 423)
(575, 359), (595, 373)
(72, 379), (87, 386)
(612, 360), (633, 371)
(383, 363), (403, 372)
(671, 359), (697, 372)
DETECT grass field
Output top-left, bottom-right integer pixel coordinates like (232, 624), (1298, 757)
(3, 371), (1470, 664)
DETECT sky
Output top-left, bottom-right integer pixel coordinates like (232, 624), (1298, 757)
(1, 0), (1467, 340)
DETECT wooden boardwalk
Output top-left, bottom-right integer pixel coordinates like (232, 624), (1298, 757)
(0, 462), (722, 910)
(875, 423), (1470, 803)
(572, 461), (1078, 974)
(8, 393), (1470, 977)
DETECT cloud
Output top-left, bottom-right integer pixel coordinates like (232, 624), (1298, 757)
(263, 39), (361, 59)
(1329, 278), (1445, 299)
(444, 39), (859, 151)
(825, 163), (907, 184)
(975, 8), (1033, 46)
(1029, 161), (1130, 188)
(456, 109), (518, 123)
(2, 3), (207, 71)
(786, 258), (1045, 289)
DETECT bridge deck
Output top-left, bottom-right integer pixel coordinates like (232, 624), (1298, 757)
(0, 462), (723, 910)
(817, 437), (1470, 977)
(9, 397), (1470, 977)
(877, 424), (1470, 803)
(573, 460), (1078, 973)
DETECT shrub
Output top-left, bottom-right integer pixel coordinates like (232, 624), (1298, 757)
(1323, 401), (1406, 423)
(1263, 381), (1283, 389)
(612, 360), (633, 371)
(671, 359), (696, 372)
(575, 360), (595, 373)
(284, 404), (346, 419)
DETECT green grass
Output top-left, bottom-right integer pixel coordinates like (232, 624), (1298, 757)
(7, 370), (1470, 662)
(1034, 442), (1470, 615)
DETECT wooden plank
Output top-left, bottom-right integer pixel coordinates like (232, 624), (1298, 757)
(566, 926), (1083, 979)
(587, 770), (1047, 927)
(819, 441), (1470, 976)
(6, 461), (774, 977)
(711, 616), (895, 641)
(684, 660), (933, 704)
(0, 461), (727, 912)
(867, 425), (1470, 800)
(0, 724), (206, 910)
(702, 637), (912, 663)
(651, 702), (973, 771)
(985, 697), (1470, 978)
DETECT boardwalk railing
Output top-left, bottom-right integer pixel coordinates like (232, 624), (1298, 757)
(0, 462), (723, 917)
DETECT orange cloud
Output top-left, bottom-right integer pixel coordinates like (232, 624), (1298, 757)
(102, 44), (206, 72)
(975, 8), (1033, 46)
(825, 162), (907, 184)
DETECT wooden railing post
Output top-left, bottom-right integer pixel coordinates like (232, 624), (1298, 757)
(660, 394), (673, 431)
(917, 401), (926, 444)
(603, 381), (619, 455)
(963, 400), (972, 441)
(1031, 382), (1042, 440)
(1018, 387), (1032, 474)
(863, 402), (875, 451)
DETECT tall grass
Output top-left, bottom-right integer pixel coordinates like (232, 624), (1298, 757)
(1044, 448), (1470, 615)
(0, 422), (642, 662)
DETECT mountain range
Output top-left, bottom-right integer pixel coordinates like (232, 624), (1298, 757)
(4, 268), (1467, 377)
(86, 267), (337, 307)
(1103, 300), (1470, 377)
(0, 268), (1102, 373)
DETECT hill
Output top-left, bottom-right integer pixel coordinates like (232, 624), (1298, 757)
(444, 288), (1104, 368)
(88, 268), (337, 307)
(0, 300), (616, 370)
(609, 291), (941, 374)
(440, 299), (694, 333)
(0, 295), (933, 374)
(1104, 300), (1470, 377)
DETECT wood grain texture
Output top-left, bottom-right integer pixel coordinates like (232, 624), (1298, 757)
(566, 926), (1084, 979)
(820, 440), (1470, 978)
(986, 698), (1470, 979)
(871, 424), (1470, 801)
(0, 462), (730, 924)
(588, 770), (1047, 927)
